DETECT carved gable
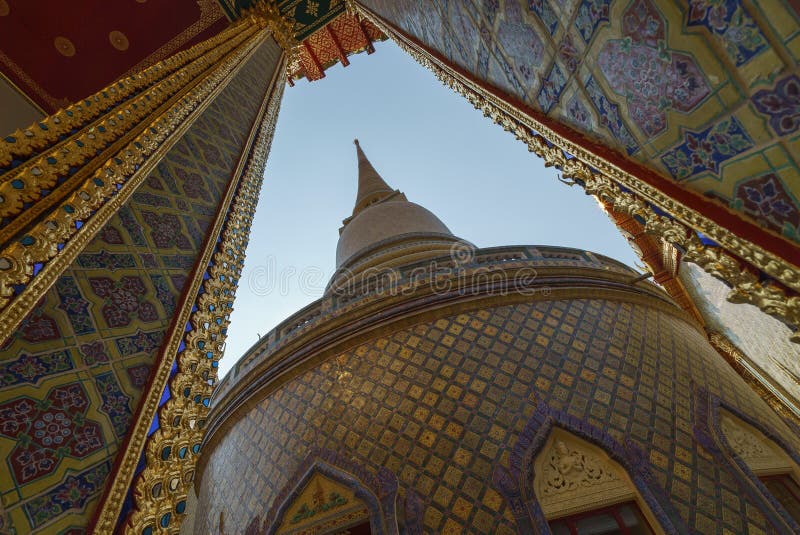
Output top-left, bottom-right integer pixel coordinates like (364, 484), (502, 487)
(720, 411), (794, 476)
(276, 472), (370, 534)
(533, 430), (634, 518)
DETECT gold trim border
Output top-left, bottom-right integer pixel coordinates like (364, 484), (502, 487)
(126, 56), (285, 534)
(0, 24), (261, 344)
(124, 48), (284, 535)
(0, 25), (253, 241)
(0, 23), (247, 168)
(88, 27), (275, 533)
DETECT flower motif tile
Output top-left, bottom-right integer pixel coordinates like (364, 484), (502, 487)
(151, 274), (176, 317)
(734, 173), (800, 239)
(496, 0), (546, 88)
(76, 250), (136, 271)
(528, 0), (558, 36)
(22, 461), (110, 529)
(574, 0), (609, 44)
(752, 74), (800, 136)
(597, 0), (710, 137)
(88, 276), (158, 328)
(1, 350), (73, 386)
(177, 168), (212, 201)
(0, 383), (104, 485)
(687, 0), (768, 67)
(537, 63), (567, 113)
(116, 206), (146, 247)
(17, 301), (61, 343)
(115, 329), (165, 357)
(79, 341), (110, 367)
(584, 76), (639, 155)
(141, 211), (192, 250)
(126, 364), (151, 390)
(558, 33), (580, 73)
(661, 117), (754, 179)
(95, 371), (132, 438)
(98, 225), (125, 245)
(55, 277), (94, 335)
(563, 93), (595, 131)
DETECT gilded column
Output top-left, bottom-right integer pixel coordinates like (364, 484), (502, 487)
(101, 55), (286, 535)
(0, 20), (262, 340)
(0, 9), (291, 534)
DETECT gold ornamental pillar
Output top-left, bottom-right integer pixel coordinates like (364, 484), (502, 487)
(0, 6), (294, 534)
(0, 10), (289, 344)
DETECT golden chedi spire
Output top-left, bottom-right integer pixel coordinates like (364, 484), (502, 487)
(330, 140), (470, 291)
(352, 138), (400, 216)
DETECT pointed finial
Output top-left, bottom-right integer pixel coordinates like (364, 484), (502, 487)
(351, 139), (396, 216)
(332, 139), (464, 275)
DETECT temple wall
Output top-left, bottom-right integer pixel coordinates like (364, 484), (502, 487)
(358, 0), (800, 245)
(196, 295), (799, 533)
(0, 39), (282, 533)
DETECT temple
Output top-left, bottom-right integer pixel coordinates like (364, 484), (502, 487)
(0, 1), (799, 533)
(195, 143), (800, 533)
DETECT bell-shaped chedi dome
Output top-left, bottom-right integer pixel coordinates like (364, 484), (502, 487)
(330, 140), (471, 292)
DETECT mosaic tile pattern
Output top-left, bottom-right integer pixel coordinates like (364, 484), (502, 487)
(197, 298), (800, 533)
(360, 0), (800, 242)
(0, 41), (282, 533)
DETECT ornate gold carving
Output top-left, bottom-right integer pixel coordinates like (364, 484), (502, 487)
(305, 1), (320, 18)
(0, 23), (263, 345)
(577, 175), (800, 342)
(104, 50), (286, 535)
(342, 0), (359, 16)
(721, 415), (769, 460)
(277, 472), (366, 534)
(89, 28), (275, 533)
(0, 24), (253, 238)
(243, 1), (299, 67)
(540, 440), (619, 498)
(534, 431), (633, 519)
(0, 22), (245, 167)
(719, 411), (794, 475)
(350, 2), (800, 342)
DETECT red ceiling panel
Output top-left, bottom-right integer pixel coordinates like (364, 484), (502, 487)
(0, 0), (228, 112)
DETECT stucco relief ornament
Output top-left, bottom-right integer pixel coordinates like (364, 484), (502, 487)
(721, 416), (768, 460)
(540, 440), (618, 497)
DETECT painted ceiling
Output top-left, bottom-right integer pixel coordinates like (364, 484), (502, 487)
(218, 0), (386, 81)
(218, 0), (346, 41)
(0, 0), (382, 116)
(0, 0), (228, 113)
(288, 13), (384, 82)
(359, 0), (800, 260)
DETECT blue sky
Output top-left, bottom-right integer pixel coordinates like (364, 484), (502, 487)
(220, 41), (641, 376)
